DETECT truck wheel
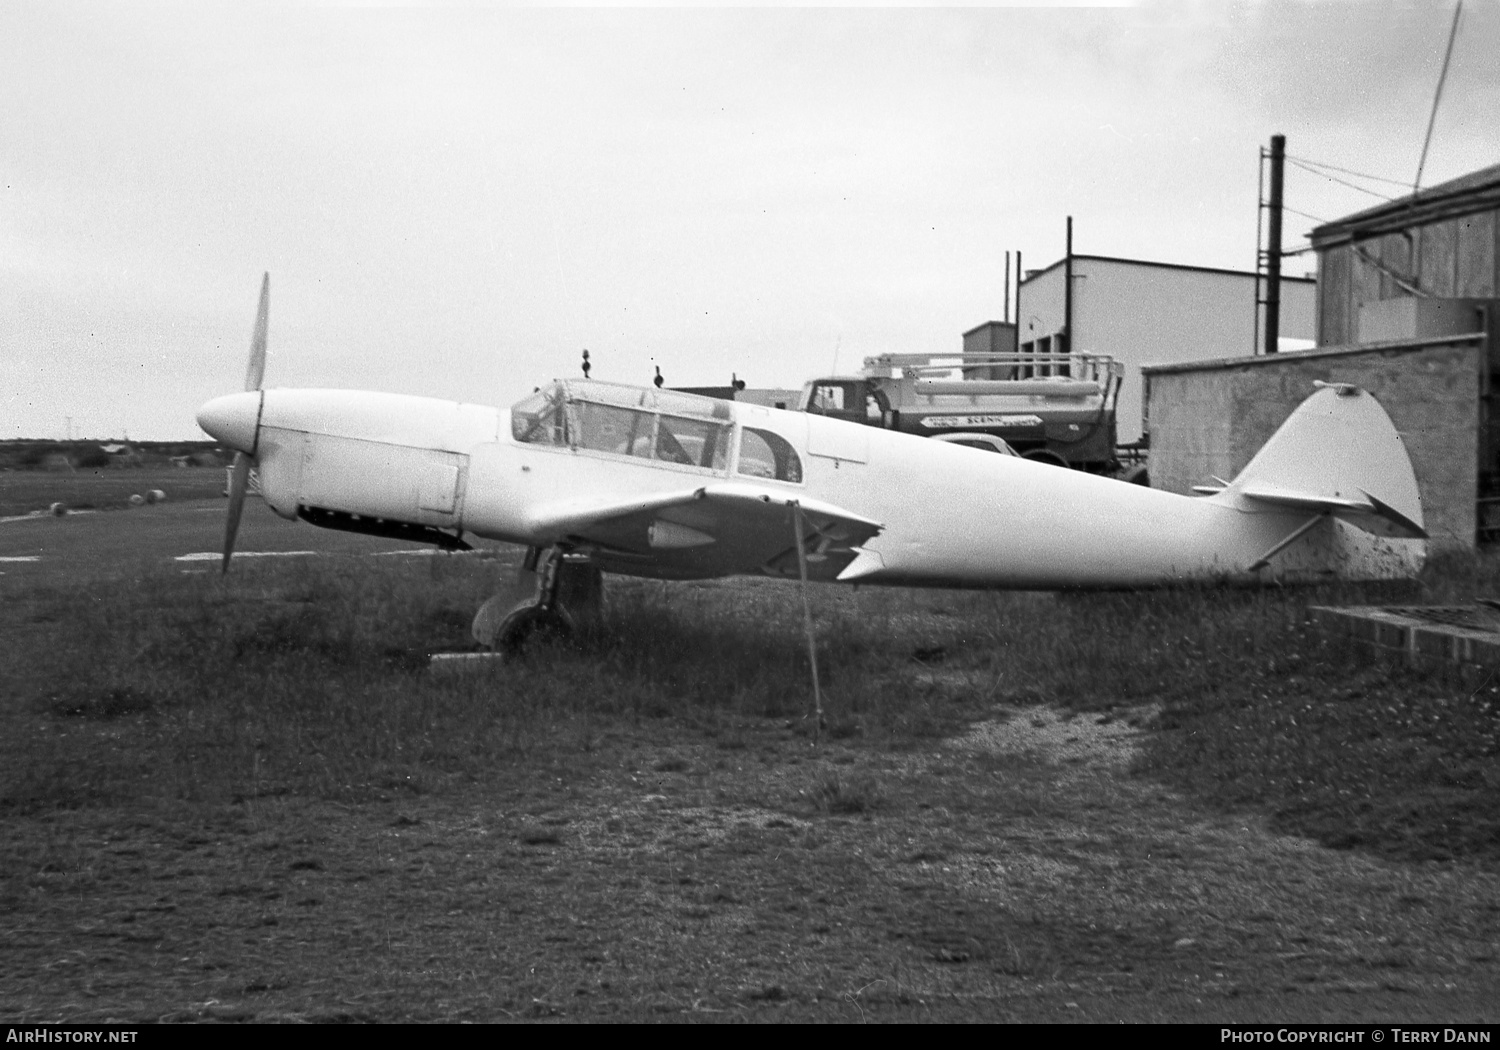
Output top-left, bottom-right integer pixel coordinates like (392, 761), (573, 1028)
(1021, 449), (1070, 469)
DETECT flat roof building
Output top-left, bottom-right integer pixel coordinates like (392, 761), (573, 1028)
(1016, 254), (1316, 444)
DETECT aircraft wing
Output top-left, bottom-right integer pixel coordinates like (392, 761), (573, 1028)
(524, 482), (884, 581)
(1238, 484), (1428, 539)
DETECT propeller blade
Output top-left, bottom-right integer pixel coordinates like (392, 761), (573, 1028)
(223, 273), (268, 573)
(223, 452), (252, 574)
(244, 272), (269, 392)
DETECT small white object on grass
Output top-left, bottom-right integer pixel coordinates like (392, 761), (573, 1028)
(429, 652), (509, 675)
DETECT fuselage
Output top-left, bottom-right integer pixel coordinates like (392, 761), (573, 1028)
(197, 380), (1417, 589)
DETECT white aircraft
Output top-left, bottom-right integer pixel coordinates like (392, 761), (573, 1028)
(198, 276), (1427, 652)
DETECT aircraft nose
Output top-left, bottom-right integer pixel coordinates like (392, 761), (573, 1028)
(197, 391), (263, 454)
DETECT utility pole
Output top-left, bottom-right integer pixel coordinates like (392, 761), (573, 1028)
(1003, 251), (1011, 325)
(1015, 250), (1023, 340)
(1063, 216), (1074, 358)
(1264, 133), (1285, 356)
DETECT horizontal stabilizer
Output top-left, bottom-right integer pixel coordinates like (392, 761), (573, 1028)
(1238, 485), (1428, 539)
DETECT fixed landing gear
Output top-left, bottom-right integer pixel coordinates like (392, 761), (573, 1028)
(471, 546), (603, 656)
(487, 603), (570, 655)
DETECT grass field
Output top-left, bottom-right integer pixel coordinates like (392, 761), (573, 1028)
(0, 466), (227, 518)
(1, 484), (1498, 1022)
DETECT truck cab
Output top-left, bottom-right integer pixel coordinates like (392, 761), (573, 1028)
(800, 379), (895, 428)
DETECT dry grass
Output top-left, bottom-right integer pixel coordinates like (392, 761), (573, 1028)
(2, 521), (1500, 1021)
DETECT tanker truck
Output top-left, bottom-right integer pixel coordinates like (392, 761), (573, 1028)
(797, 351), (1125, 473)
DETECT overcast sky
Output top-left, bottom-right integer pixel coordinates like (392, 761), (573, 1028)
(3, 2), (1498, 440)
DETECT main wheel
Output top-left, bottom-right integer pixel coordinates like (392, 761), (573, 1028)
(495, 604), (572, 657)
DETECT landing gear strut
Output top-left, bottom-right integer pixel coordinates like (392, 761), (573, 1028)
(471, 546), (603, 656)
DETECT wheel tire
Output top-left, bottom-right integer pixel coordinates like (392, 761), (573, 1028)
(495, 605), (572, 657)
(1021, 449), (1070, 469)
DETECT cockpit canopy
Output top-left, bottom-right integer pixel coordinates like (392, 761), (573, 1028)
(511, 380), (735, 470)
(511, 380), (802, 483)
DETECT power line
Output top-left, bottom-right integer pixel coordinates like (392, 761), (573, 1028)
(1287, 158), (1400, 202)
(1284, 154), (1412, 190)
(1282, 205), (1329, 225)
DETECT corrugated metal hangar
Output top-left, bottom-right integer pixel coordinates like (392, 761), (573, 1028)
(1146, 162), (1500, 550)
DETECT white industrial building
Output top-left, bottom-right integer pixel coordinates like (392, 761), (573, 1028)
(1015, 254), (1317, 443)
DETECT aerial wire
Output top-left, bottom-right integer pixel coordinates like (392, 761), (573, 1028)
(1414, 0), (1464, 196)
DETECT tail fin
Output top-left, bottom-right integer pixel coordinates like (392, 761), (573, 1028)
(1216, 383), (1426, 539)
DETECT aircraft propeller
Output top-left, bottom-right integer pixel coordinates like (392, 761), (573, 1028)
(222, 273), (269, 573)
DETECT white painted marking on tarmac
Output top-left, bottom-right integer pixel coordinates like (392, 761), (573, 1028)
(370, 549), (484, 557)
(175, 547), (485, 566)
(176, 549), (471, 561)
(0, 510), (99, 525)
(0, 556), (42, 562)
(174, 551), (319, 562)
